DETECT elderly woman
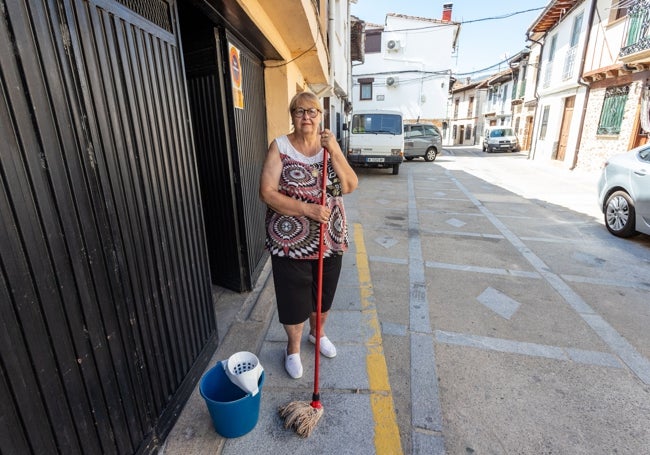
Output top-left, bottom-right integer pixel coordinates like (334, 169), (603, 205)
(259, 92), (358, 378)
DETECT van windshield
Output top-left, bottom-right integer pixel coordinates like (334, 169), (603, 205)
(489, 128), (514, 138)
(351, 113), (402, 135)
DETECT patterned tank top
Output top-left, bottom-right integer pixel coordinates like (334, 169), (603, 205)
(265, 135), (348, 259)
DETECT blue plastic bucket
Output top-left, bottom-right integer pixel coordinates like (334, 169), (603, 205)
(199, 362), (265, 438)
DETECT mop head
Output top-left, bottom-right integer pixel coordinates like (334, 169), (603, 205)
(278, 401), (323, 437)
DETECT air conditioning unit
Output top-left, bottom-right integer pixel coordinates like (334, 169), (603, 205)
(386, 76), (399, 87)
(386, 39), (401, 51)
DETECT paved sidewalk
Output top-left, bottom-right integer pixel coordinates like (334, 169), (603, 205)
(161, 223), (406, 454)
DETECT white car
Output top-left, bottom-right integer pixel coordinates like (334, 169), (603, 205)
(597, 145), (650, 237)
(482, 127), (520, 153)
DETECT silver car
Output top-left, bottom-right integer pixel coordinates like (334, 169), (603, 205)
(597, 145), (650, 237)
(404, 123), (442, 162)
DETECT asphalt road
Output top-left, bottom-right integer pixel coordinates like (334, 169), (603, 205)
(347, 145), (650, 454)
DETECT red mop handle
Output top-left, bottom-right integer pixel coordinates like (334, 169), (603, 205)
(311, 146), (328, 408)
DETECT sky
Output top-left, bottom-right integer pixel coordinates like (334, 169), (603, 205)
(350, 0), (548, 77)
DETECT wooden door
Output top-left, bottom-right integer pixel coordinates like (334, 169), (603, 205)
(556, 96), (575, 161)
(630, 96), (649, 149)
(524, 115), (534, 151)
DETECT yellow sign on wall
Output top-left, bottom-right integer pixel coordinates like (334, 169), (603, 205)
(229, 43), (244, 109)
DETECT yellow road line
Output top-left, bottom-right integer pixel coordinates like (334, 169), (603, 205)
(354, 223), (403, 455)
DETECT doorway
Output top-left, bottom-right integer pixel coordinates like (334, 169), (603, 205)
(523, 115), (534, 151)
(179, 3), (269, 292)
(556, 96), (575, 161)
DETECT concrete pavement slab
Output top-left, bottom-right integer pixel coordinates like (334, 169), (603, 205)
(435, 344), (650, 454)
(221, 392), (375, 455)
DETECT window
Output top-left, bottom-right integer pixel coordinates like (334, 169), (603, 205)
(453, 99), (459, 118)
(351, 113), (402, 134)
(406, 125), (423, 138)
(563, 12), (584, 80)
(490, 128), (514, 138)
(539, 105), (550, 139)
(570, 12), (583, 47)
(548, 35), (557, 61)
(365, 30), (381, 53)
(452, 125), (457, 139)
(423, 125), (439, 138)
(609, 0), (628, 21)
(597, 85), (629, 135)
(625, 4), (650, 47)
(465, 125), (472, 140)
(467, 96), (474, 117)
(359, 78), (373, 100)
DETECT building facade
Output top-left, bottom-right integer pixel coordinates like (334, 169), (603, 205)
(523, 0), (649, 170)
(576, 0), (650, 171)
(351, 10), (460, 125)
(448, 79), (488, 146)
(527, 0), (595, 167)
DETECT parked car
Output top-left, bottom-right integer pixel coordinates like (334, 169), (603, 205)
(404, 123), (442, 161)
(482, 127), (519, 153)
(597, 145), (650, 237)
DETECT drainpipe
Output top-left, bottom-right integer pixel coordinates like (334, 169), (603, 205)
(571, 0), (597, 170)
(526, 31), (545, 160)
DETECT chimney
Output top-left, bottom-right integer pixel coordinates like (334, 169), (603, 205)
(442, 3), (453, 22)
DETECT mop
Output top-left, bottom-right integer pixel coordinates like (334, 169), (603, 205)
(278, 146), (329, 437)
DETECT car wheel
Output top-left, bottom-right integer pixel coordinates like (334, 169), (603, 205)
(424, 147), (437, 162)
(604, 190), (638, 237)
(392, 164), (400, 175)
(405, 157), (414, 161)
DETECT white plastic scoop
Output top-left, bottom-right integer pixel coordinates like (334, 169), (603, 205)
(223, 351), (264, 396)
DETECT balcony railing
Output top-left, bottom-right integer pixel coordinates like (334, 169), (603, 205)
(620, 0), (650, 59)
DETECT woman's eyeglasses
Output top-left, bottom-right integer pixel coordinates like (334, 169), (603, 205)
(292, 108), (321, 118)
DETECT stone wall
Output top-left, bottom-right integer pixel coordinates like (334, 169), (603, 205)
(576, 80), (644, 172)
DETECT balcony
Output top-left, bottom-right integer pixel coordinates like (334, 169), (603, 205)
(619, 0), (650, 65)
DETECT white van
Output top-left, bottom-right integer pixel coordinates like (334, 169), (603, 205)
(347, 110), (404, 175)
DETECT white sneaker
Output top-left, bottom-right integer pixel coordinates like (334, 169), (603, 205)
(309, 334), (337, 358)
(284, 349), (303, 379)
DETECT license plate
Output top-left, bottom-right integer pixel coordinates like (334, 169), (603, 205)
(367, 157), (385, 163)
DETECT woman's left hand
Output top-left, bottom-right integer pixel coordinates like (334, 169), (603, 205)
(320, 129), (336, 149)
(319, 128), (359, 194)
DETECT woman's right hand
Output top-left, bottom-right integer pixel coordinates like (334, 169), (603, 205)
(305, 204), (331, 224)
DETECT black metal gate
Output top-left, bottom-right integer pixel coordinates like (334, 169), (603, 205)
(0, 0), (215, 453)
(224, 30), (269, 290)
